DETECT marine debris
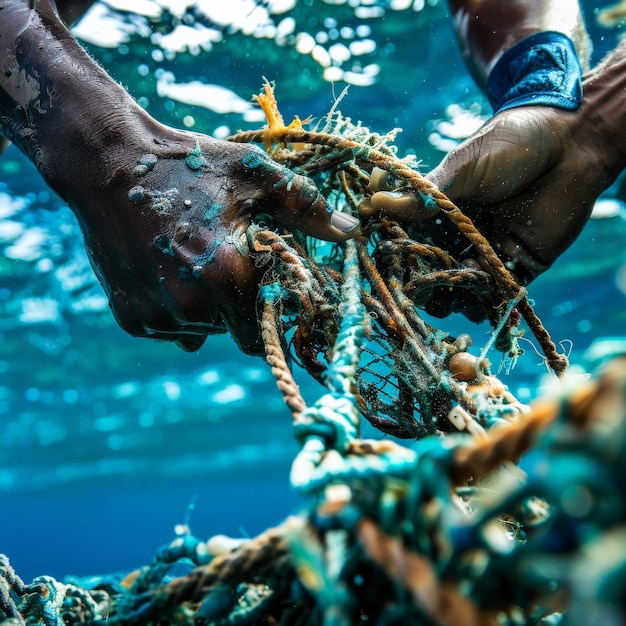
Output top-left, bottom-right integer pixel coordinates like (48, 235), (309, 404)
(2, 81), (625, 626)
(235, 79), (566, 439)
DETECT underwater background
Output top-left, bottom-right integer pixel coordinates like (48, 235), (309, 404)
(1, 0), (625, 584)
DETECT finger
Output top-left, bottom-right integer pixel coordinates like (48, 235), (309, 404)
(365, 190), (439, 222)
(237, 147), (360, 242)
(271, 171), (360, 241)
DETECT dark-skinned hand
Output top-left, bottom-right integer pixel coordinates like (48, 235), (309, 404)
(361, 68), (624, 319)
(0, 0), (359, 355)
(73, 134), (359, 355)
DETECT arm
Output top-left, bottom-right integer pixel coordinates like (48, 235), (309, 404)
(426, 41), (626, 284)
(432, 0), (625, 284)
(0, 0), (93, 155)
(364, 0), (626, 321)
(0, 0), (358, 353)
(447, 0), (591, 88)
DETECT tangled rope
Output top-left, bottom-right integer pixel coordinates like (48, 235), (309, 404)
(231, 123), (568, 377)
(229, 81), (547, 439)
(2, 81), (622, 626)
(4, 356), (623, 625)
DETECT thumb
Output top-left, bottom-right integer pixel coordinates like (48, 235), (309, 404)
(270, 172), (360, 242)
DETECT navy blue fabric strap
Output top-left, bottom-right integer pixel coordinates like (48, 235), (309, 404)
(487, 31), (583, 114)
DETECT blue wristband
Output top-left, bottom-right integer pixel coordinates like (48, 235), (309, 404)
(487, 31), (583, 114)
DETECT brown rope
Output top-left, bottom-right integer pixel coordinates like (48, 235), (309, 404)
(163, 523), (291, 608)
(260, 298), (307, 420)
(450, 357), (626, 484)
(231, 128), (568, 375)
(356, 241), (478, 417)
(450, 400), (558, 485)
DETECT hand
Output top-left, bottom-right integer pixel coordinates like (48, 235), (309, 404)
(0, 1), (359, 355)
(423, 103), (613, 284)
(364, 77), (624, 318)
(73, 132), (358, 354)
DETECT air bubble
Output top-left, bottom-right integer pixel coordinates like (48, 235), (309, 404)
(128, 186), (146, 201)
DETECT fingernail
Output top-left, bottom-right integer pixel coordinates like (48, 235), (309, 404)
(379, 191), (405, 199)
(331, 211), (360, 233)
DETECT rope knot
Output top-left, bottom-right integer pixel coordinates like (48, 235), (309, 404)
(293, 392), (360, 453)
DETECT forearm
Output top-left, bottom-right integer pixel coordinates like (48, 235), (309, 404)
(582, 39), (626, 173)
(447, 0), (590, 89)
(0, 0), (165, 203)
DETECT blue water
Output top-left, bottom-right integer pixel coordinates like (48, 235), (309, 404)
(1, 0), (625, 584)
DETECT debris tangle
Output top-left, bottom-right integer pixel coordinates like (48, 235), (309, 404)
(2, 81), (625, 626)
(235, 78), (564, 439)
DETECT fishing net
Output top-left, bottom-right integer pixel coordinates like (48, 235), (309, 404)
(2, 81), (625, 626)
(232, 80), (566, 438)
